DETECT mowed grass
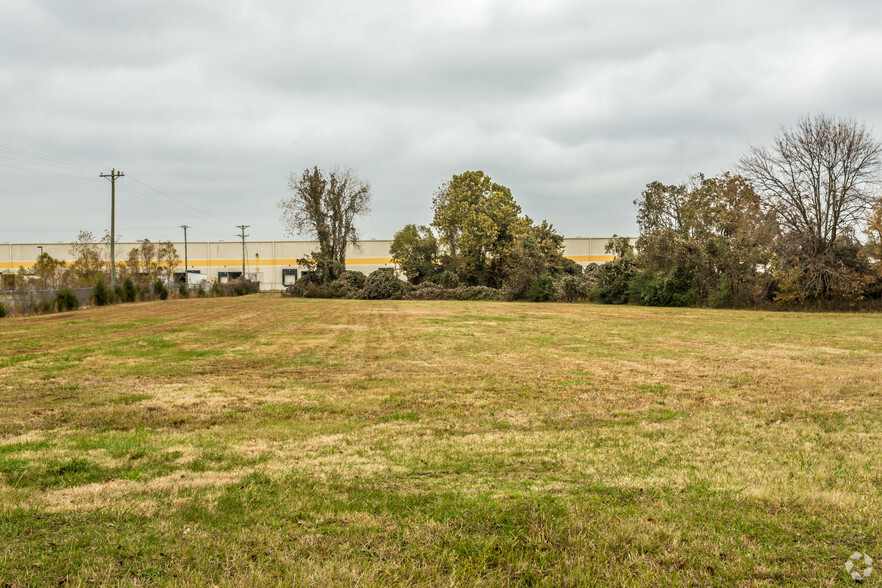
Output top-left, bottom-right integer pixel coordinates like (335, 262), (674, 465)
(0, 295), (880, 586)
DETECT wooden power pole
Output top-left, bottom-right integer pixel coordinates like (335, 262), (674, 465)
(180, 225), (190, 286)
(99, 169), (124, 289)
(236, 225), (249, 278)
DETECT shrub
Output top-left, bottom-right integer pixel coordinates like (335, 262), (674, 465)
(216, 278), (260, 297)
(37, 299), (54, 314)
(152, 280), (168, 300)
(231, 278), (259, 296)
(361, 270), (412, 300)
(631, 269), (694, 307)
(55, 287), (79, 312)
(339, 270), (367, 290)
(0, 302), (6, 318)
(178, 283), (189, 298)
(114, 285), (125, 302)
(554, 274), (591, 303)
(197, 284), (206, 297)
(282, 273), (320, 298)
(327, 279), (357, 299)
(211, 282), (221, 297)
(123, 278), (137, 303)
(593, 258), (635, 304)
(303, 283), (332, 298)
(526, 275), (555, 302)
(93, 279), (112, 306)
(448, 286), (504, 301)
(438, 270), (460, 289)
(405, 282), (449, 300)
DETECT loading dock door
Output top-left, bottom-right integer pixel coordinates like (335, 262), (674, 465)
(282, 269), (298, 286)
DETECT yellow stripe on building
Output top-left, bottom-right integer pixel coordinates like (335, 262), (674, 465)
(4, 255), (612, 270)
(565, 255), (616, 262)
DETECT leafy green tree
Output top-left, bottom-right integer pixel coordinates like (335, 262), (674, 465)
(390, 224), (440, 284)
(431, 170), (526, 286)
(632, 173), (775, 306)
(496, 220), (578, 300)
(279, 166), (372, 283)
(593, 236), (636, 304)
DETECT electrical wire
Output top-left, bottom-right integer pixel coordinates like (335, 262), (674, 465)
(0, 161), (102, 181)
(0, 144), (101, 169)
(0, 144), (246, 239)
(127, 175), (238, 227)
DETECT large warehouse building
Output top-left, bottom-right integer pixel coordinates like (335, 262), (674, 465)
(1, 237), (623, 291)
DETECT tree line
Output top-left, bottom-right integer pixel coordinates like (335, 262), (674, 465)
(280, 167), (583, 302)
(280, 114), (882, 308)
(598, 115), (882, 308)
(0, 231), (256, 317)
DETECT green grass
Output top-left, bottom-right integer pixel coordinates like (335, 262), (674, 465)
(0, 295), (880, 585)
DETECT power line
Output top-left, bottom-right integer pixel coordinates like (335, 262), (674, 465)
(127, 175), (237, 227)
(0, 144), (252, 243)
(0, 144), (101, 169)
(117, 184), (184, 222)
(0, 161), (102, 181)
(0, 152), (99, 173)
(117, 183), (236, 237)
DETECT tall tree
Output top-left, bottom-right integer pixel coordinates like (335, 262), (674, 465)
(140, 239), (157, 282)
(739, 114), (881, 300)
(157, 241), (180, 284)
(431, 170), (525, 286)
(33, 253), (66, 290)
(125, 247), (142, 281)
(632, 173), (775, 306)
(69, 230), (103, 284)
(279, 167), (372, 283)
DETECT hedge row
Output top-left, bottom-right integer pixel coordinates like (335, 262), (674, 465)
(283, 268), (601, 303)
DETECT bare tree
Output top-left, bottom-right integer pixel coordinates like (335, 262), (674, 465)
(740, 114), (881, 254)
(140, 239), (157, 282)
(278, 166), (371, 283)
(157, 241), (180, 284)
(740, 114), (882, 301)
(69, 230), (103, 284)
(33, 253), (66, 289)
(125, 247), (142, 281)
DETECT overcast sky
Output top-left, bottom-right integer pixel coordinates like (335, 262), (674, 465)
(2, 0), (881, 245)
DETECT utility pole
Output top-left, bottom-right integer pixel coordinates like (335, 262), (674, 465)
(180, 225), (190, 286)
(99, 169), (124, 289)
(236, 225), (249, 279)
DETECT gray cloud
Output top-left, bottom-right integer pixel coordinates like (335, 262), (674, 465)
(2, 0), (882, 245)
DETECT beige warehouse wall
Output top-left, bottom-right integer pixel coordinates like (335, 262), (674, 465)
(1, 238), (630, 290)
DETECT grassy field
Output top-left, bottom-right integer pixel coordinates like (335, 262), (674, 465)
(0, 294), (880, 586)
